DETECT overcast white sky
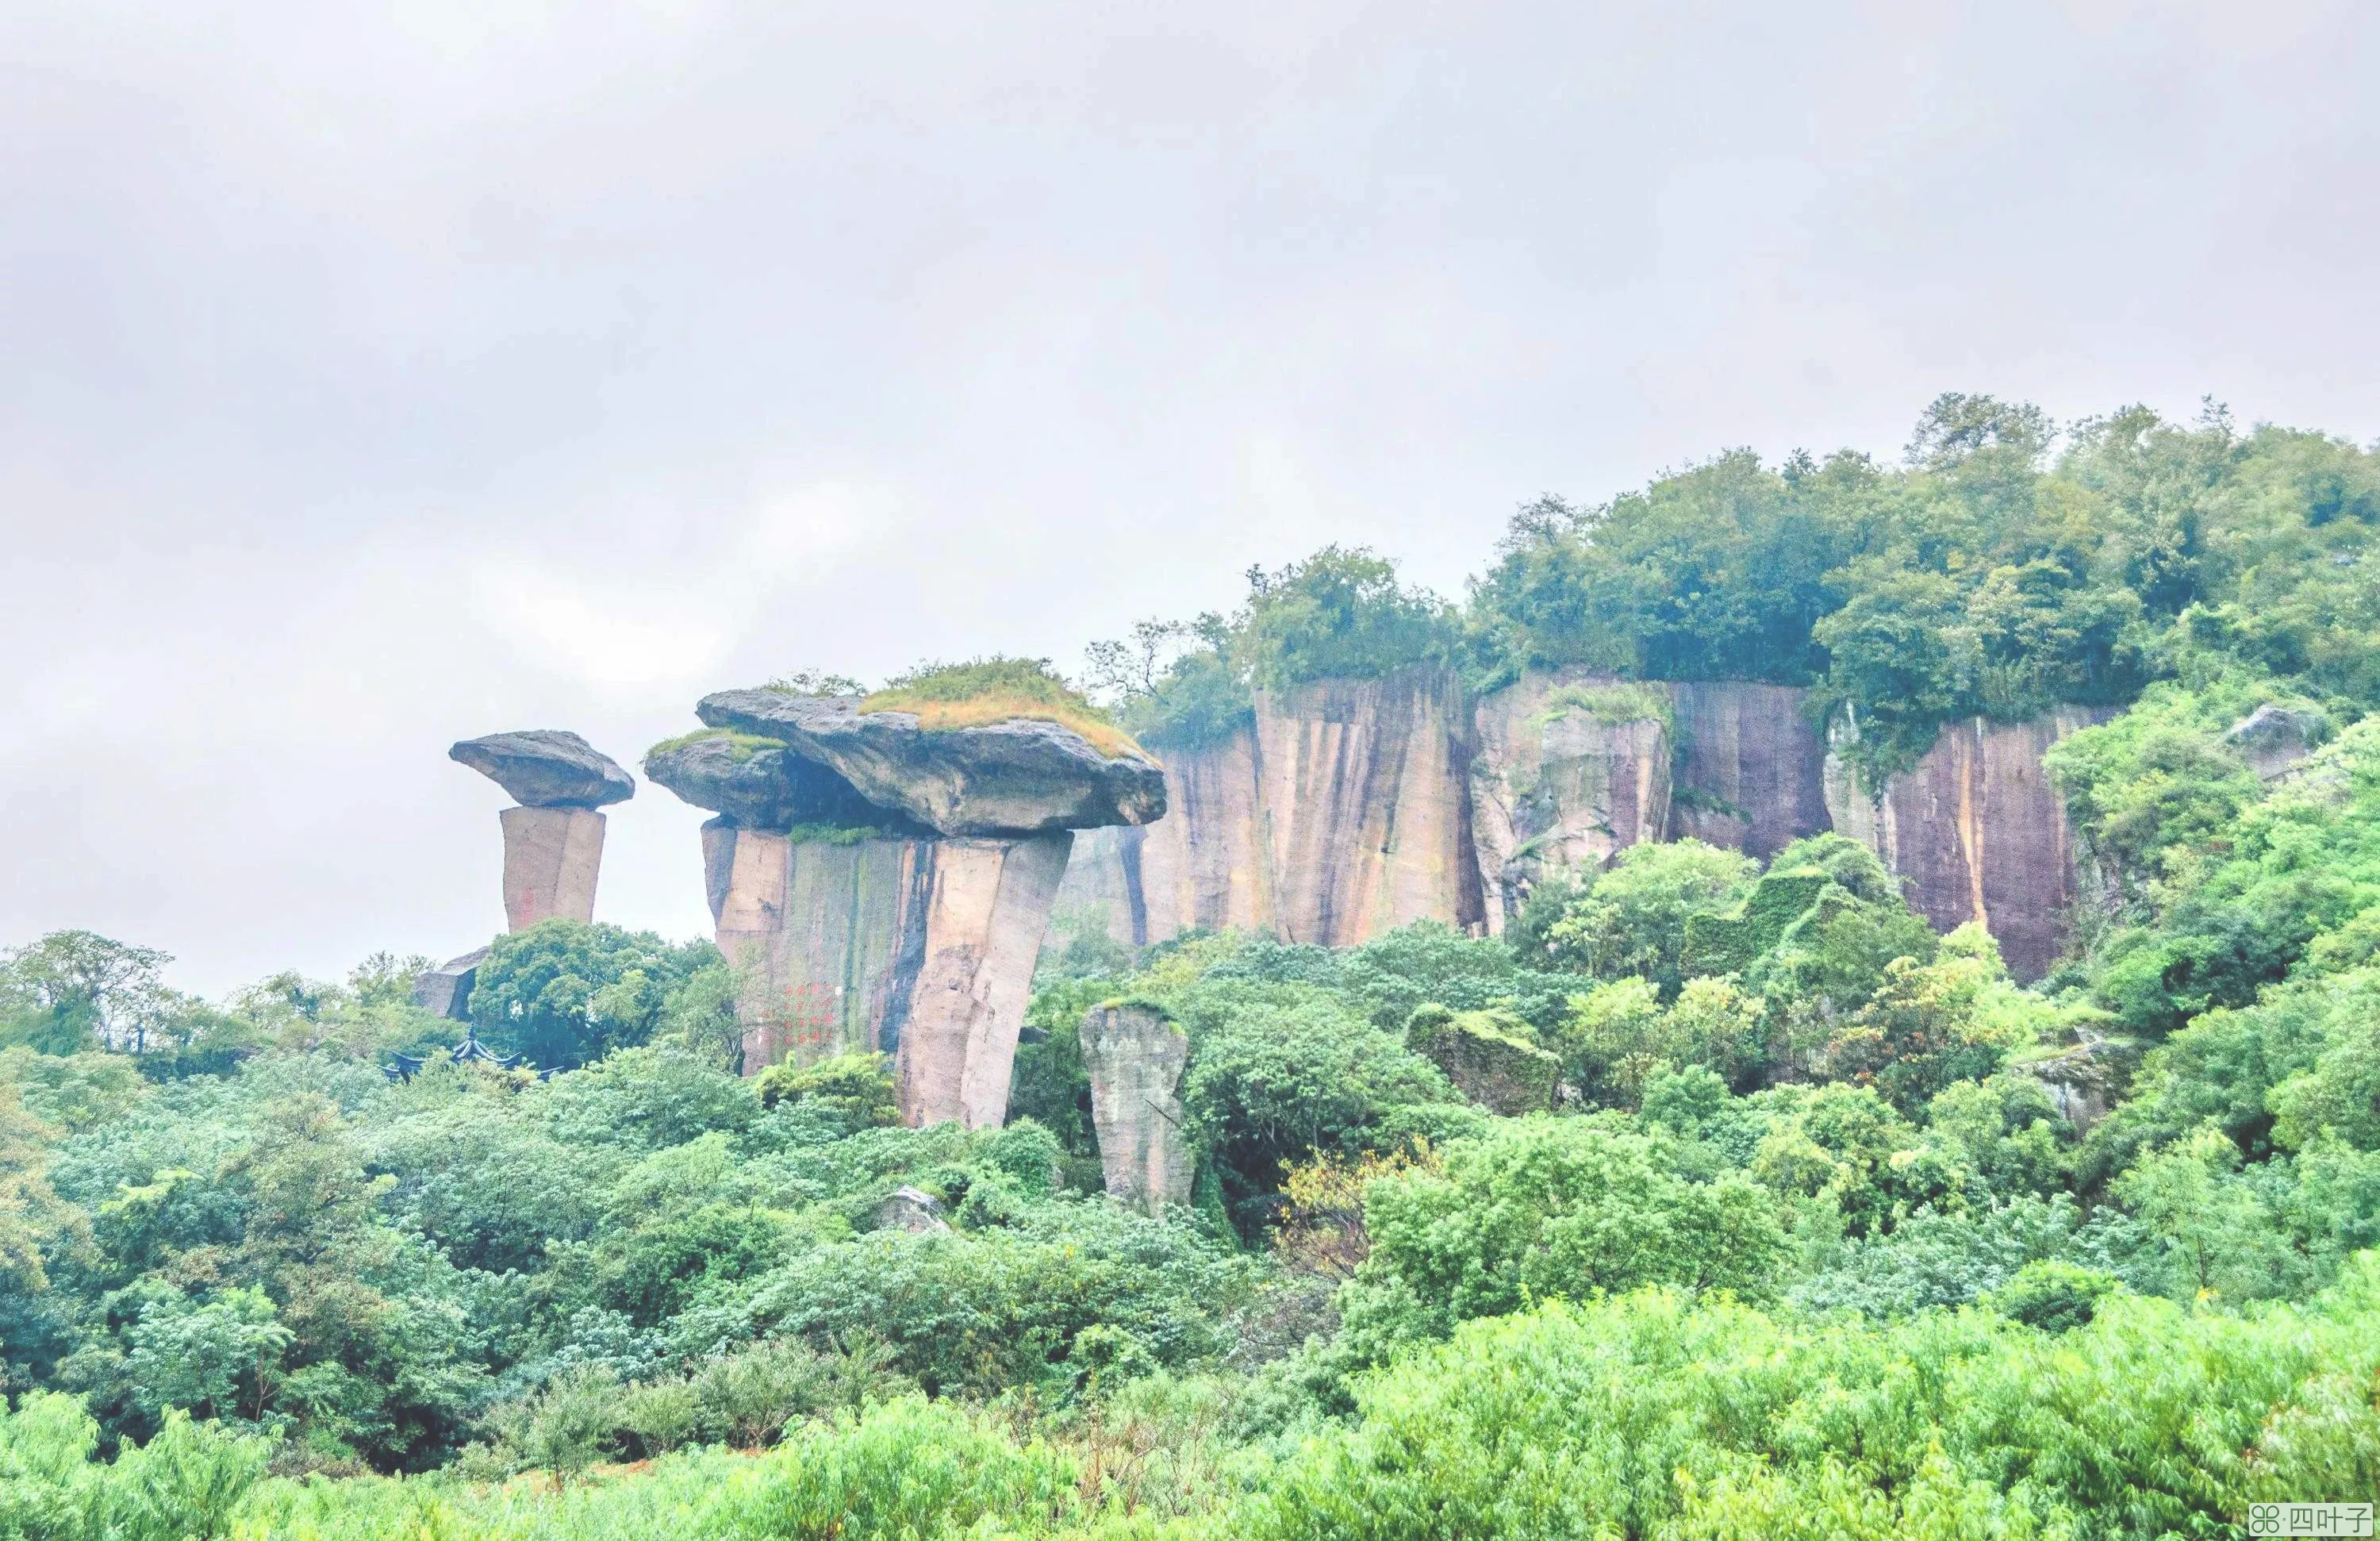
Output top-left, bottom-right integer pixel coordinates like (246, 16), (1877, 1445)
(4, 0), (2376, 996)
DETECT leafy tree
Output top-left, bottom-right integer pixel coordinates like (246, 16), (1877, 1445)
(470, 921), (724, 1070)
(1359, 1117), (1787, 1332)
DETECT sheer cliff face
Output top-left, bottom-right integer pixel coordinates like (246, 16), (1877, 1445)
(1257, 670), (1485, 946)
(1825, 708), (2111, 982)
(1667, 682), (1833, 861)
(1055, 671), (2106, 982)
(1468, 670), (1671, 935)
(1054, 667), (1484, 947)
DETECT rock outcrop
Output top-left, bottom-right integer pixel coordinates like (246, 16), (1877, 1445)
(1667, 682), (1833, 860)
(1054, 666), (1484, 949)
(1468, 671), (1670, 932)
(450, 730), (635, 809)
(1079, 1003), (1194, 1213)
(1408, 1005), (1560, 1114)
(1825, 707), (2112, 981)
(694, 690), (1165, 836)
(410, 947), (487, 1020)
(657, 688), (1156, 1129)
(2228, 703), (2326, 782)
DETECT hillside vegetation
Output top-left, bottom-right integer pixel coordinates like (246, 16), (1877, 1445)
(7, 394), (2380, 1538)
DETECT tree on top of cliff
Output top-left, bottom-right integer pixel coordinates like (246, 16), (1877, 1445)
(1091, 547), (1454, 748)
(1470, 395), (2379, 780)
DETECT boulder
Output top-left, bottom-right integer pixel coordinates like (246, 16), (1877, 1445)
(873, 1186), (950, 1234)
(500, 806), (606, 931)
(646, 732), (911, 832)
(2227, 703), (2326, 782)
(1079, 1004), (1194, 1213)
(450, 730), (634, 808)
(1409, 1005), (1560, 1114)
(693, 690), (1165, 836)
(410, 947), (488, 1020)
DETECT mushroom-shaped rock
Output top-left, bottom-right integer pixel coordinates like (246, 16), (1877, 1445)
(450, 731), (635, 808)
(643, 731), (913, 833)
(693, 690), (1165, 836)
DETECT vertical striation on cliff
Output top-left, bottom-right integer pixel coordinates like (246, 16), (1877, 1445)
(1468, 670), (1672, 933)
(1666, 682), (1833, 860)
(1824, 706), (2111, 982)
(1255, 667), (1484, 947)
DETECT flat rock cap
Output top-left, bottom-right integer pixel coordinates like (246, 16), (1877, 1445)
(450, 730), (635, 808)
(693, 690), (1166, 836)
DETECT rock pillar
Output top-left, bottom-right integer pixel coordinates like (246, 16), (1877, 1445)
(499, 806), (606, 931)
(704, 820), (1073, 1129)
(1079, 1003), (1193, 1214)
(896, 833), (1075, 1129)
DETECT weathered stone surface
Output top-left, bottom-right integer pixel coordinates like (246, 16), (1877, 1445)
(2228, 703), (2326, 782)
(450, 730), (634, 809)
(705, 820), (1073, 1128)
(1667, 682), (1832, 859)
(410, 947), (488, 1020)
(1051, 667), (1482, 951)
(1079, 1004), (1193, 1214)
(1470, 671), (1671, 932)
(1055, 727), (1272, 947)
(873, 1186), (950, 1234)
(647, 733), (908, 832)
(1410, 1005), (1560, 1114)
(1825, 707), (2112, 982)
(1253, 667), (1486, 947)
(693, 690), (1165, 836)
(499, 806), (605, 931)
(2022, 1030), (2125, 1134)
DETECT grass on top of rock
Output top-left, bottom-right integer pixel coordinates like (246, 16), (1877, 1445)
(860, 657), (1146, 759)
(643, 727), (789, 763)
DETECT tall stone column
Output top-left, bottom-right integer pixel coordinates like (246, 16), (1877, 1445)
(896, 832), (1074, 1129)
(1079, 1003), (1192, 1213)
(500, 806), (607, 930)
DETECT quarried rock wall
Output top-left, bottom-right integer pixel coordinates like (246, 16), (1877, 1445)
(1666, 681), (1833, 860)
(1824, 707), (2112, 981)
(1468, 670), (1670, 934)
(1053, 667), (1483, 949)
(1256, 669), (1484, 947)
